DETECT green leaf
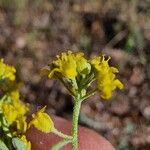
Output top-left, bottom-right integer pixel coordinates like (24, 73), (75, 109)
(12, 138), (26, 150)
(0, 139), (9, 150)
(125, 33), (136, 52)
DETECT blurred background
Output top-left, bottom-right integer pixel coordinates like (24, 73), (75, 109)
(0, 0), (150, 149)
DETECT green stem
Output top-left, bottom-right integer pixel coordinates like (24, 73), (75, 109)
(72, 96), (81, 150)
(0, 139), (9, 150)
(51, 139), (71, 150)
(52, 128), (72, 140)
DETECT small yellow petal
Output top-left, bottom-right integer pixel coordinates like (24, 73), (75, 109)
(114, 79), (124, 89)
(29, 107), (54, 133)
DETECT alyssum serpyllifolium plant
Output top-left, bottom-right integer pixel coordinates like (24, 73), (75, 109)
(0, 51), (123, 150)
(0, 59), (53, 150)
(40, 51), (124, 150)
(0, 59), (31, 150)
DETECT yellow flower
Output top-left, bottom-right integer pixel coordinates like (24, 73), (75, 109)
(21, 135), (31, 150)
(13, 101), (29, 116)
(28, 107), (54, 133)
(49, 51), (77, 78)
(47, 51), (91, 79)
(1, 99), (29, 126)
(2, 103), (18, 124)
(91, 56), (124, 99)
(0, 59), (16, 81)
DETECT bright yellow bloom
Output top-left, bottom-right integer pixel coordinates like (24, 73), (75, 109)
(28, 107), (54, 133)
(91, 56), (123, 99)
(49, 51), (77, 78)
(47, 51), (91, 79)
(0, 59), (16, 81)
(1, 100), (29, 125)
(2, 103), (18, 124)
(21, 135), (31, 150)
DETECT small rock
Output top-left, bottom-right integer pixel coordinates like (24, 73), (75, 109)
(128, 86), (137, 97)
(16, 36), (26, 49)
(131, 131), (150, 149)
(142, 106), (150, 120)
(130, 66), (144, 85)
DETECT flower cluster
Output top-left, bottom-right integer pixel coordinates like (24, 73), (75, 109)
(47, 51), (90, 79)
(44, 51), (123, 100)
(0, 59), (55, 150)
(0, 59), (31, 150)
(0, 59), (16, 81)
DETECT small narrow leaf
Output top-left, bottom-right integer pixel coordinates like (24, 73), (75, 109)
(12, 138), (26, 150)
(0, 139), (9, 150)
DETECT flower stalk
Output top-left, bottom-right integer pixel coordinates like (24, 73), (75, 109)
(72, 96), (81, 150)
(52, 128), (72, 140)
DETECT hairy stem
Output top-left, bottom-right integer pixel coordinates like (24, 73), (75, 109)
(72, 96), (81, 150)
(52, 128), (72, 140)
